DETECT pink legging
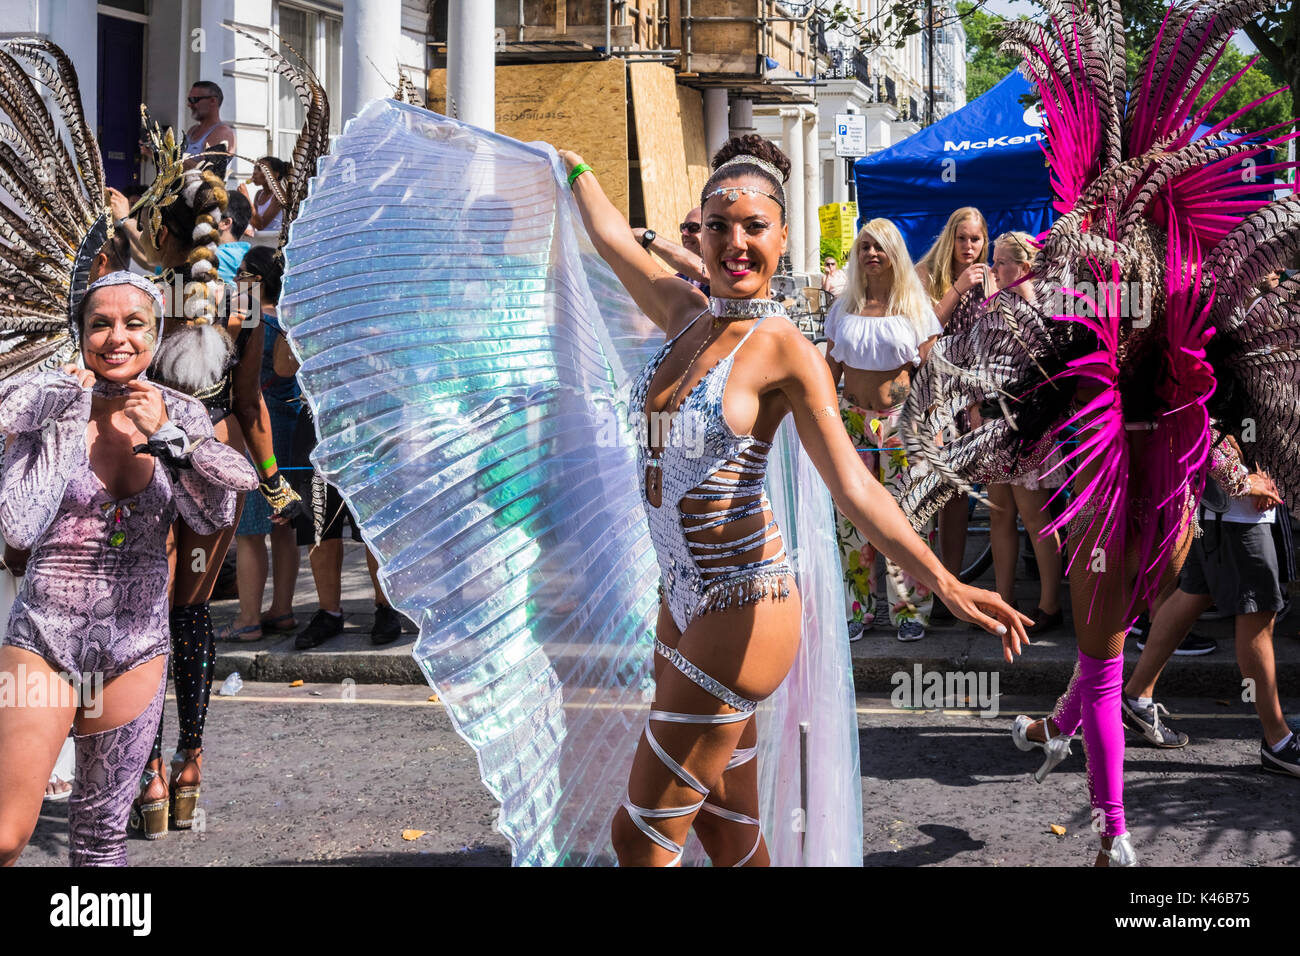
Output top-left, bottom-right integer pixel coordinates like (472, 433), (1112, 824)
(1049, 649), (1125, 837)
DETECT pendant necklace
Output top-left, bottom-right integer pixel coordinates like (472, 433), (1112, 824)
(644, 298), (785, 506)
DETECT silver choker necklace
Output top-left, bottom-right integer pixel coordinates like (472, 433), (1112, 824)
(708, 297), (787, 320)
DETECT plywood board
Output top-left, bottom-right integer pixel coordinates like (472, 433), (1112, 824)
(685, 0), (812, 75)
(427, 59), (629, 218)
(629, 62), (694, 241)
(518, 23), (635, 44)
(676, 84), (709, 204)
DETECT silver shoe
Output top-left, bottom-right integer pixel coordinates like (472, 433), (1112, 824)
(1011, 715), (1073, 783)
(1105, 832), (1138, 866)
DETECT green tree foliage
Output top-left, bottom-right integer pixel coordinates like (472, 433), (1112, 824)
(957, 1), (1022, 100)
(958, 0), (1291, 132)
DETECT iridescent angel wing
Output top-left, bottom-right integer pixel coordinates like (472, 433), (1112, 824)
(279, 99), (861, 865)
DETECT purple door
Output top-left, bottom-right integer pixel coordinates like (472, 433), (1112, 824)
(97, 15), (145, 191)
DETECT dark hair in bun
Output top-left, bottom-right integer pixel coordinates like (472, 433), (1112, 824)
(701, 134), (792, 222)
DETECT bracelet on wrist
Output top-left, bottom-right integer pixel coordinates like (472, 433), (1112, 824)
(567, 162), (593, 186)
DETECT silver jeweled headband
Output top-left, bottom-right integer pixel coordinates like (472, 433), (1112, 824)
(716, 154), (786, 184)
(74, 270), (166, 348)
(703, 154), (786, 209)
(84, 270), (165, 309)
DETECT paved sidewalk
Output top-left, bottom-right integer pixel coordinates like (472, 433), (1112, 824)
(212, 539), (1300, 694)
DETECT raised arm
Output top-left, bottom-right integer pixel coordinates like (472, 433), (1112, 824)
(560, 150), (706, 333)
(920, 262), (988, 327)
(772, 326), (1031, 658)
(632, 227), (708, 284)
(249, 191), (282, 231)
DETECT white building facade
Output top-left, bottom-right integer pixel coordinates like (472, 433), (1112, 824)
(1, 0), (430, 191)
(749, 0), (968, 215)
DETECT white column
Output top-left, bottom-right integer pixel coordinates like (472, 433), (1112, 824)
(802, 107), (819, 274)
(781, 109), (805, 276)
(48, 0), (98, 125)
(343, 0), (403, 126)
(730, 96), (754, 137)
(446, 0), (496, 129)
(198, 0), (228, 95)
(704, 87), (730, 158)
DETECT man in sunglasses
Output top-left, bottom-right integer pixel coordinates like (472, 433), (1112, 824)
(183, 80), (236, 176)
(631, 205), (708, 294)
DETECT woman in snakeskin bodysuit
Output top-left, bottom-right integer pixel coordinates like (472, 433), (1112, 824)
(0, 274), (257, 866)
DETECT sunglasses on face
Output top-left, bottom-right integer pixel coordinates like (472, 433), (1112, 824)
(679, 222), (701, 235)
(187, 95), (215, 105)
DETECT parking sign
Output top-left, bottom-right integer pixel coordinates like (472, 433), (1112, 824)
(835, 113), (867, 158)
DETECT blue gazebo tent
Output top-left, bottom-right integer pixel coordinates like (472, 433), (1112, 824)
(854, 71), (1054, 261)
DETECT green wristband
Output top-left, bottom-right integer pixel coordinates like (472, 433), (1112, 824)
(260, 455), (277, 472)
(567, 163), (593, 186)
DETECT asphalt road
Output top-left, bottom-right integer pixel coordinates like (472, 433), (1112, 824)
(20, 683), (1298, 867)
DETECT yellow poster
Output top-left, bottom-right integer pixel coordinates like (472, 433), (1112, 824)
(819, 202), (859, 262)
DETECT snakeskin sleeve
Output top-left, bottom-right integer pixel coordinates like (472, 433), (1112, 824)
(0, 371), (90, 549)
(157, 385), (260, 534)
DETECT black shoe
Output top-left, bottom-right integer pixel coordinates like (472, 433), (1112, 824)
(1261, 733), (1300, 778)
(1026, 607), (1063, 635)
(1120, 696), (1189, 748)
(295, 609), (344, 649)
(1129, 612), (1150, 638)
(370, 604), (403, 646)
(1173, 633), (1218, 656)
(1199, 603), (1231, 621)
(1134, 632), (1218, 655)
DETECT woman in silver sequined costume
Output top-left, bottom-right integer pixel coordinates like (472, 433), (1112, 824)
(562, 134), (1032, 867)
(0, 274), (257, 866)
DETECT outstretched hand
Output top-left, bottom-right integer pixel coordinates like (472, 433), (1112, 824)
(937, 580), (1034, 663)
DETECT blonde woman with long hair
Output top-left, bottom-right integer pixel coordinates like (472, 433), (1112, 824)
(825, 219), (943, 642)
(916, 206), (993, 325)
(916, 207), (991, 613)
(986, 232), (1064, 633)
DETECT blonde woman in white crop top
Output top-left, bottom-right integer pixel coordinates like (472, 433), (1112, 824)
(824, 218), (943, 642)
